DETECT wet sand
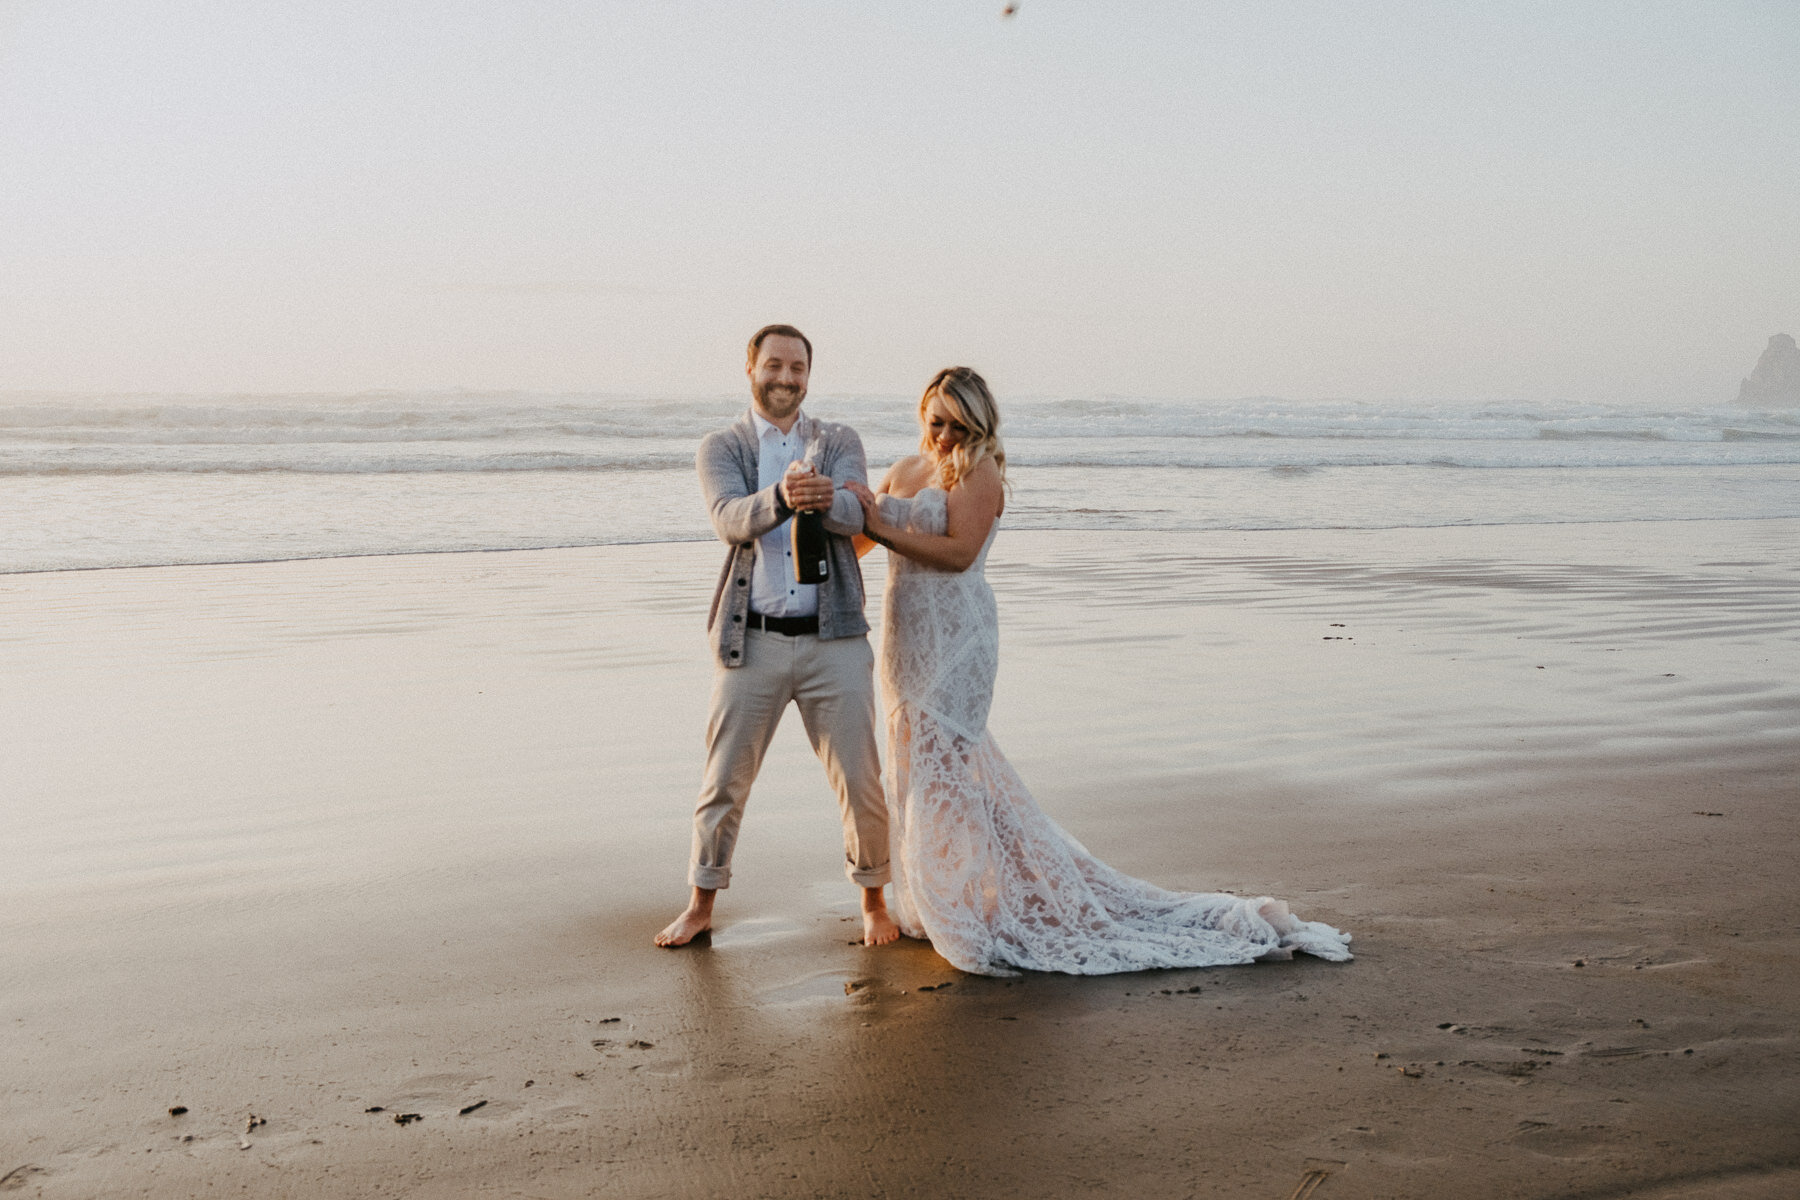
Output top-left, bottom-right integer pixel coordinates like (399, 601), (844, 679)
(2, 520), (1797, 1198)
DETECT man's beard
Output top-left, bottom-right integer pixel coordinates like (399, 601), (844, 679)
(752, 379), (806, 420)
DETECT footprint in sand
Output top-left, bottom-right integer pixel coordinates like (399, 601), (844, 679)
(1507, 1121), (1625, 1157)
(761, 971), (881, 1005)
(368, 1072), (490, 1119)
(1615, 1165), (1800, 1199)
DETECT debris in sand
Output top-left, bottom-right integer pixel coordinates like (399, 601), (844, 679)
(1693, 810), (1724, 817)
(597, 1017), (621, 1024)
(458, 1101), (487, 1116)
(167, 1106), (188, 1117)
(627, 1040), (654, 1050)
(1397, 1065), (1424, 1078)
(918, 982), (954, 992)
(392, 1113), (422, 1126)
(1, 1165), (48, 1190)
(244, 1115), (265, 1133)
(591, 1039), (611, 1049)
(1287, 1165), (1335, 1199)
(364, 1106), (384, 1113)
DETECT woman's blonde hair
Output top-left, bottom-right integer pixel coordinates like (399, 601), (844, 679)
(919, 366), (1007, 492)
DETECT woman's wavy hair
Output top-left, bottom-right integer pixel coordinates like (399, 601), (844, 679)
(919, 366), (1007, 493)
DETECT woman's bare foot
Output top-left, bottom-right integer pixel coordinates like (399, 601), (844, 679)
(861, 886), (902, 947)
(655, 887), (716, 947)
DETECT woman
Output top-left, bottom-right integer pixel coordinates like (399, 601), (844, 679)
(847, 367), (1352, 976)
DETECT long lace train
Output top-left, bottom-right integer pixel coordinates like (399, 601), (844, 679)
(878, 488), (1352, 977)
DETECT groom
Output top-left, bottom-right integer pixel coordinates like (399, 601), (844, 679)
(655, 324), (901, 949)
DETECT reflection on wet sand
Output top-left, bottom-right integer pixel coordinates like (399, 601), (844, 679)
(1, 521), (1795, 1197)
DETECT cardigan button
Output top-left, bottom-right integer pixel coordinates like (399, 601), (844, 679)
(731, 614), (742, 623)
(729, 649), (740, 659)
(736, 578), (747, 587)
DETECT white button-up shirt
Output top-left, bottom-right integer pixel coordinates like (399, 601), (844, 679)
(748, 408), (818, 619)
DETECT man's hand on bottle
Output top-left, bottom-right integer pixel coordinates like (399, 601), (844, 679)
(781, 461), (834, 512)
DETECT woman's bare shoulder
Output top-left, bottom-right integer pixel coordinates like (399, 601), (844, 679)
(949, 456), (1005, 514)
(963, 456), (1002, 486)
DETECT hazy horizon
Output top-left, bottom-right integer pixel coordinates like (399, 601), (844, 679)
(3, 2), (1796, 405)
(0, 386), (1788, 409)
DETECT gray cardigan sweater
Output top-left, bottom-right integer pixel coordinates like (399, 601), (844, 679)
(699, 409), (871, 667)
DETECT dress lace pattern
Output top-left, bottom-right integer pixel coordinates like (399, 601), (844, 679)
(877, 488), (1352, 976)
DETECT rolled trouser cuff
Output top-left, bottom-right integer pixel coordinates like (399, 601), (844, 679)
(689, 864), (731, 890)
(847, 860), (891, 888)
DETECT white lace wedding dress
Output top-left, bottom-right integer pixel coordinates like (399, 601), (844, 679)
(876, 488), (1353, 976)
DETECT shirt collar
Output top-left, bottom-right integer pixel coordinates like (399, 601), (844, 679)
(749, 406), (810, 442)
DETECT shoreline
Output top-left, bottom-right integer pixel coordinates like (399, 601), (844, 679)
(4, 521), (1796, 1197)
(6, 509), (1800, 578)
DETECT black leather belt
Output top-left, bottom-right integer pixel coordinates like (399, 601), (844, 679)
(747, 611), (819, 636)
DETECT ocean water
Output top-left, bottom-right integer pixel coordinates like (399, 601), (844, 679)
(3, 392), (1797, 574)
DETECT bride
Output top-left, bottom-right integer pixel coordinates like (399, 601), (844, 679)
(846, 367), (1352, 976)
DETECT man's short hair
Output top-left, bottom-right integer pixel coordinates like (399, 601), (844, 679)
(747, 324), (813, 368)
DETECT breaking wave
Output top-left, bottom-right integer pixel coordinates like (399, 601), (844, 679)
(3, 392), (1796, 474)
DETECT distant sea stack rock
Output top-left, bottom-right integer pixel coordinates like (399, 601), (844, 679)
(1738, 333), (1800, 406)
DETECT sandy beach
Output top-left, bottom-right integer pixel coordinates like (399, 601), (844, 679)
(3, 518), (1797, 1199)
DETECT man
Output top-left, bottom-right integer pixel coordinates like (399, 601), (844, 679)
(655, 324), (901, 948)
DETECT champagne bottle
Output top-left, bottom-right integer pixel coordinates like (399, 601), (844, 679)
(791, 448), (830, 584)
(793, 508), (829, 584)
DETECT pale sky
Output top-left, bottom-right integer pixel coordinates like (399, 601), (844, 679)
(1, 1), (1795, 403)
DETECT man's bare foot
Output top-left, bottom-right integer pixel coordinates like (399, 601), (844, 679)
(655, 887), (716, 947)
(655, 909), (711, 947)
(861, 886), (902, 947)
(862, 908), (901, 946)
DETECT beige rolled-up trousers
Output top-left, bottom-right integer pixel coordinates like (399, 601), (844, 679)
(690, 628), (890, 890)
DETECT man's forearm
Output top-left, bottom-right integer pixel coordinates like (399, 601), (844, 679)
(705, 483), (787, 545)
(819, 485), (865, 537)
(819, 436), (870, 536)
(699, 435), (788, 544)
